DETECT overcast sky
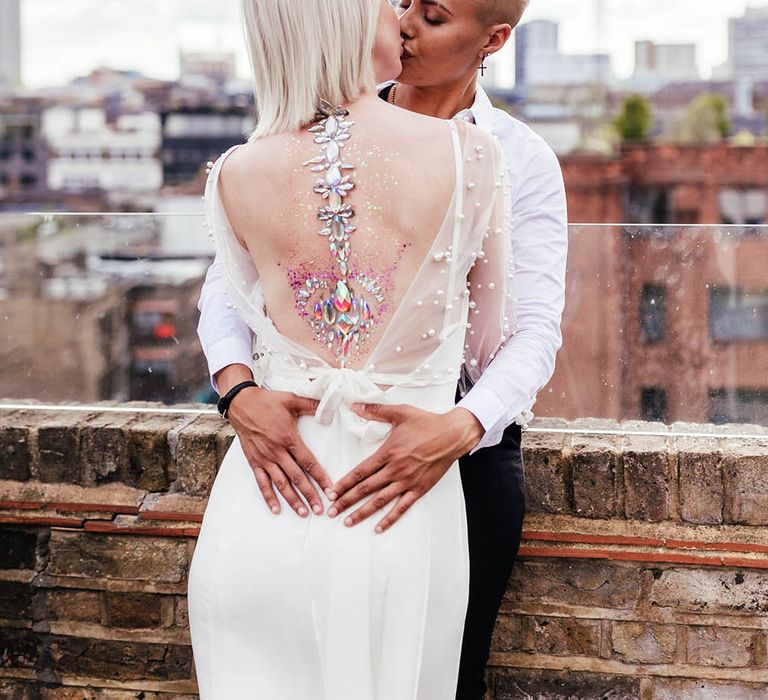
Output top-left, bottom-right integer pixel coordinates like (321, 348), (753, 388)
(21, 0), (753, 88)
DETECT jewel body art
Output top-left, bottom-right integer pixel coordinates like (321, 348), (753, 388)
(295, 101), (386, 366)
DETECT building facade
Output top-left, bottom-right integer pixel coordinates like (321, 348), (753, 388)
(515, 19), (613, 88)
(0, 0), (21, 89)
(729, 6), (768, 81)
(632, 41), (700, 91)
(540, 145), (768, 427)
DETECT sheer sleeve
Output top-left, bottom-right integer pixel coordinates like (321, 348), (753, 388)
(460, 134), (512, 393)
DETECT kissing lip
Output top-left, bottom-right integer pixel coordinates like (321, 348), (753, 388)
(401, 47), (415, 60)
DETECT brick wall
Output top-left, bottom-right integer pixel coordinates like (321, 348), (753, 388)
(1, 405), (767, 698)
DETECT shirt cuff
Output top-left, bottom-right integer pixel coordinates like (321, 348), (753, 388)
(205, 337), (255, 395)
(456, 383), (508, 455)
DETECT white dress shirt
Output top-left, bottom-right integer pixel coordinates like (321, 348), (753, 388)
(196, 85), (568, 454)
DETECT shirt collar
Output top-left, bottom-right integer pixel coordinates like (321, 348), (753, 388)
(457, 85), (494, 131)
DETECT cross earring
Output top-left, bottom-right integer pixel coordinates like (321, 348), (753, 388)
(479, 53), (489, 77)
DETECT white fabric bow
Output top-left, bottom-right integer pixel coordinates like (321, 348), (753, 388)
(292, 367), (394, 443)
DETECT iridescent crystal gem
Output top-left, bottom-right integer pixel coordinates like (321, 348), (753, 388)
(362, 298), (372, 322)
(336, 313), (353, 335)
(326, 140), (340, 162)
(313, 301), (322, 322)
(325, 116), (338, 136)
(349, 298), (360, 324)
(334, 280), (351, 312)
(322, 299), (336, 325)
(326, 164), (341, 186)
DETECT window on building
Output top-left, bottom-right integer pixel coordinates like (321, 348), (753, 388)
(641, 284), (667, 342)
(709, 286), (768, 342)
(709, 388), (768, 425)
(629, 187), (671, 224)
(719, 188), (767, 226)
(641, 387), (668, 422)
(20, 173), (37, 188)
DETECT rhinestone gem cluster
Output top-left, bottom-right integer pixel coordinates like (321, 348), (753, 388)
(296, 100), (382, 366)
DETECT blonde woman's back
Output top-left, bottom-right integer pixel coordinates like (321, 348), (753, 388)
(212, 94), (508, 377)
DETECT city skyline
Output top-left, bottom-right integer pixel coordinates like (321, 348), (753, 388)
(16, 0), (759, 89)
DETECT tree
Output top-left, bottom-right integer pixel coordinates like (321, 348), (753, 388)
(678, 93), (731, 144)
(613, 94), (653, 143)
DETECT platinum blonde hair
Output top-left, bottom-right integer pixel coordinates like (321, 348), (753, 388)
(241, 0), (380, 140)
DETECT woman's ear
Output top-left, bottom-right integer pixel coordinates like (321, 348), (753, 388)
(482, 23), (512, 56)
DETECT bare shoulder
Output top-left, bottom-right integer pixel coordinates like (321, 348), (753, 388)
(219, 138), (278, 191)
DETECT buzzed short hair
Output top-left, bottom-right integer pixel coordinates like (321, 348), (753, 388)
(475, 0), (530, 28)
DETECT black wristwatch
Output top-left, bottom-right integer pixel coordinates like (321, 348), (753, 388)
(217, 380), (259, 419)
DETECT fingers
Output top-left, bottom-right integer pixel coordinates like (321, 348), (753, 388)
(276, 452), (324, 516)
(261, 461), (309, 517)
(288, 434), (334, 496)
(327, 471), (391, 518)
(339, 482), (403, 527)
(374, 491), (421, 533)
(351, 402), (407, 424)
(330, 449), (389, 500)
(289, 396), (321, 416)
(252, 466), (281, 514)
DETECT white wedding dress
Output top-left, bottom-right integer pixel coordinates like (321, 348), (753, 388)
(187, 109), (512, 700)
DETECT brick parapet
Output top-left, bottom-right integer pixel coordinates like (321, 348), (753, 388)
(1, 403), (767, 697)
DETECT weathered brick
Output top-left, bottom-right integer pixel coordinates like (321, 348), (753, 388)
(686, 625), (757, 667)
(78, 411), (136, 487)
(104, 591), (163, 629)
(174, 595), (189, 629)
(45, 589), (102, 624)
(650, 568), (768, 616)
(37, 412), (90, 483)
(611, 621), (677, 664)
(124, 412), (195, 491)
(0, 411), (31, 481)
(42, 635), (192, 681)
(522, 431), (571, 514)
(171, 413), (226, 497)
(622, 434), (670, 521)
(677, 436), (723, 525)
(0, 682), (199, 700)
(528, 615), (600, 657)
(491, 613), (526, 653)
(570, 434), (619, 518)
(0, 527), (38, 570)
(0, 628), (37, 669)
(47, 530), (188, 583)
(492, 668), (641, 700)
(0, 580), (33, 619)
(722, 444), (768, 526)
(648, 678), (768, 699)
(505, 560), (642, 610)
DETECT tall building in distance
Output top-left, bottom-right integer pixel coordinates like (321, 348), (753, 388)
(631, 40), (699, 91)
(729, 6), (768, 81)
(0, 0), (22, 89)
(515, 19), (612, 88)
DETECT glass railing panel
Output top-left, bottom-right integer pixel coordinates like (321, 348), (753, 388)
(2, 215), (768, 433)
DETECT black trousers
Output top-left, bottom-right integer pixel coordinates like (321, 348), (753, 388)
(454, 401), (526, 700)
